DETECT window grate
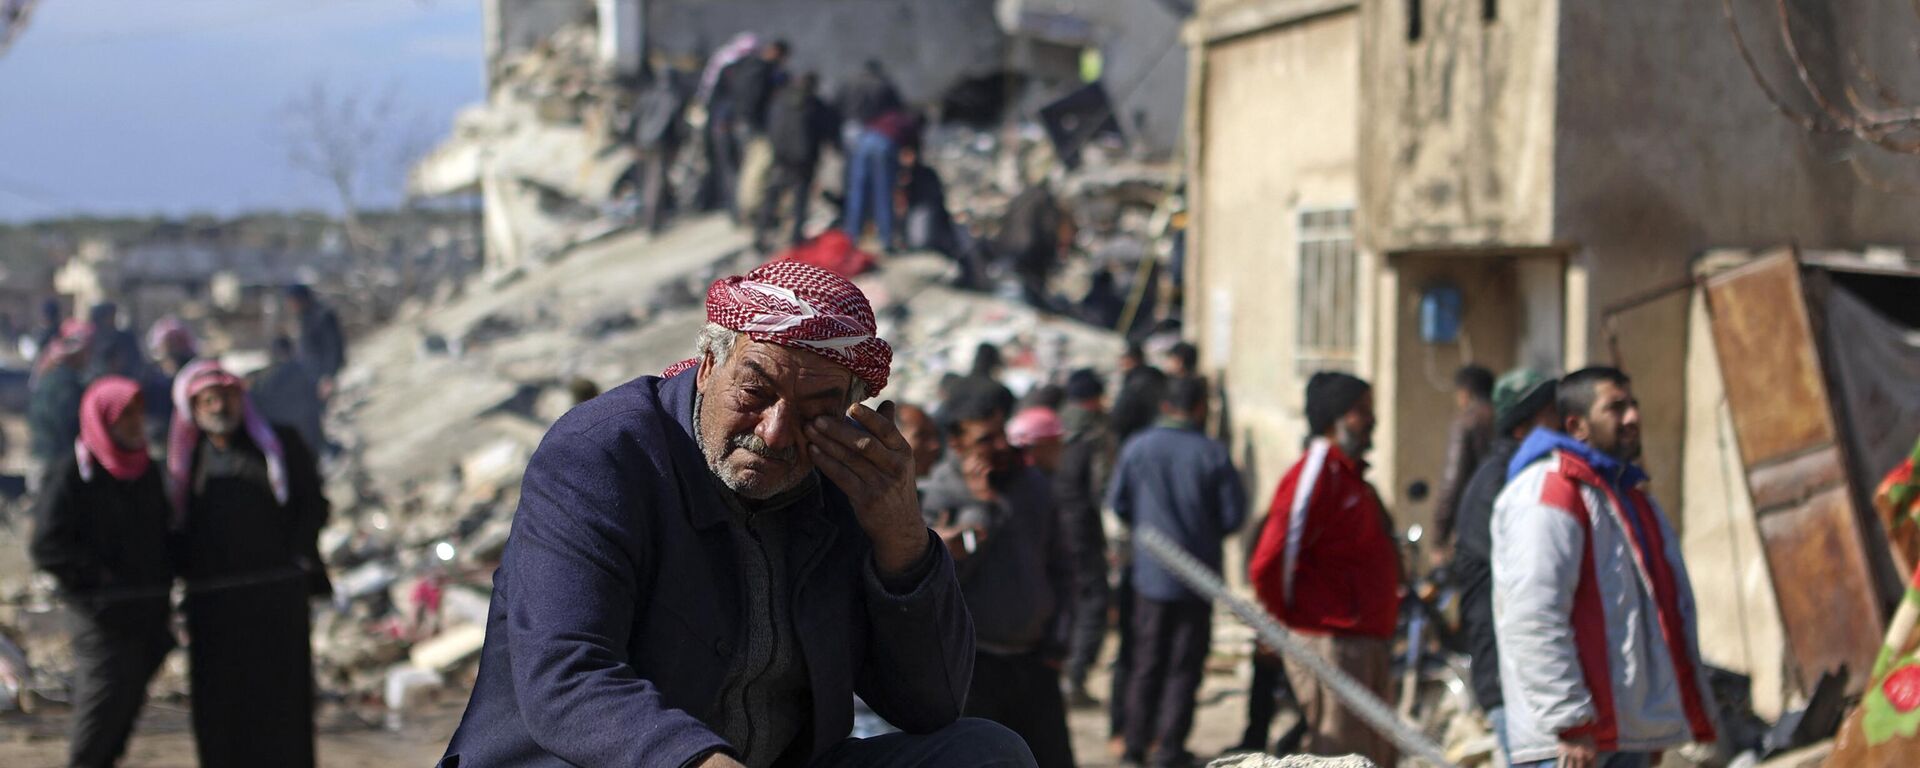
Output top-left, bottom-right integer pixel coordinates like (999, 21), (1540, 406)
(1296, 207), (1357, 373)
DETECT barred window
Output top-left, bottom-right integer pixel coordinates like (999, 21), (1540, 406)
(1296, 208), (1357, 373)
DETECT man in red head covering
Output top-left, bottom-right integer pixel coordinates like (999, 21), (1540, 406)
(30, 376), (175, 768)
(444, 261), (1028, 768)
(168, 360), (330, 768)
(27, 320), (94, 485)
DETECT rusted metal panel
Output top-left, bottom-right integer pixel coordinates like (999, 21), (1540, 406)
(1753, 487), (1885, 688)
(1704, 250), (1884, 695)
(1704, 254), (1836, 466)
(1748, 445), (1849, 512)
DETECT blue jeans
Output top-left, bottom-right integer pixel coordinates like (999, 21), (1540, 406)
(1489, 707), (1510, 764)
(1514, 751), (1651, 768)
(843, 130), (898, 247)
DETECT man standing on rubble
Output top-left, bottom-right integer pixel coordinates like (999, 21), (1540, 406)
(758, 72), (839, 251)
(285, 285), (345, 401)
(442, 261), (1032, 768)
(712, 39), (790, 221)
(1107, 377), (1246, 768)
(249, 336), (326, 458)
(1249, 372), (1399, 766)
(634, 61), (692, 235)
(170, 360), (331, 768)
(921, 394), (1076, 768)
(1493, 368), (1716, 768)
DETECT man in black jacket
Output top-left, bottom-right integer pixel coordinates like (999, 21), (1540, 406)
(633, 64), (692, 234)
(757, 72), (838, 250)
(708, 39), (789, 217)
(1055, 369), (1115, 708)
(1450, 368), (1558, 761)
(32, 377), (174, 768)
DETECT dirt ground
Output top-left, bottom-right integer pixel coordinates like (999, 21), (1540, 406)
(0, 646), (1279, 768)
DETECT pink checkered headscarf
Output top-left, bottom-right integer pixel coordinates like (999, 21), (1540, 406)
(663, 261), (892, 396)
(167, 360), (288, 518)
(76, 376), (151, 483)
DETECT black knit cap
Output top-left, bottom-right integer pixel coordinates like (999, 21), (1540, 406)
(1305, 371), (1370, 436)
(1065, 368), (1104, 401)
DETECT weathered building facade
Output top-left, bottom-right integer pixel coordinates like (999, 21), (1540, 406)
(1187, 0), (1920, 715)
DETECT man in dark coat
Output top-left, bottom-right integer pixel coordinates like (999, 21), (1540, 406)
(1433, 364), (1495, 562)
(1109, 342), (1167, 448)
(1106, 377), (1246, 767)
(1056, 369), (1115, 708)
(441, 261), (1029, 768)
(1451, 368), (1558, 761)
(170, 361), (330, 768)
(83, 303), (144, 381)
(920, 394), (1075, 768)
(836, 60), (902, 133)
(633, 64), (692, 234)
(709, 40), (789, 218)
(29, 322), (90, 472)
(996, 181), (1064, 311)
(31, 377), (174, 768)
(249, 336), (326, 457)
(285, 285), (346, 392)
(757, 72), (839, 250)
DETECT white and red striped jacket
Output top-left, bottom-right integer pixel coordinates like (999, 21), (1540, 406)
(1492, 431), (1717, 763)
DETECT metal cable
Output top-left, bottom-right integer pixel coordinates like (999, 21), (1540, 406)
(1135, 526), (1459, 768)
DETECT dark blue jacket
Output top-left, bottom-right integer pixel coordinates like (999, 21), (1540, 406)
(1105, 421), (1246, 604)
(440, 367), (974, 768)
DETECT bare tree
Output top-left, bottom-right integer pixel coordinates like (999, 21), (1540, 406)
(1724, 0), (1920, 156)
(278, 80), (429, 251)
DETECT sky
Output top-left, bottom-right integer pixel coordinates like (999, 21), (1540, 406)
(0, 0), (485, 222)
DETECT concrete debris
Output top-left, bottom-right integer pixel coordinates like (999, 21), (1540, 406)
(408, 624), (488, 674)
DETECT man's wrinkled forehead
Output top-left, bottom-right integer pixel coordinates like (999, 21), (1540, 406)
(733, 341), (857, 401)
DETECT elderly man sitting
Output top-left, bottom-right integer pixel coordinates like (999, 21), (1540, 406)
(441, 262), (1032, 768)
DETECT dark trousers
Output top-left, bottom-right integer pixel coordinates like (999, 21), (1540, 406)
(707, 119), (744, 218)
(1239, 652), (1303, 752)
(640, 144), (679, 234)
(1108, 568), (1134, 738)
(811, 717), (1037, 767)
(757, 161), (816, 248)
(964, 651), (1075, 768)
(1065, 553), (1110, 689)
(67, 607), (173, 768)
(1123, 597), (1211, 765)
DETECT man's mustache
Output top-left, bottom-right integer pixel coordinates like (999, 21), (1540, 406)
(729, 433), (796, 463)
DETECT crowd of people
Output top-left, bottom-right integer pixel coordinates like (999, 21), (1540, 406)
(20, 287), (345, 767)
(623, 35), (1174, 336)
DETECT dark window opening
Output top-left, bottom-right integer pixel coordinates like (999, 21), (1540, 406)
(1408, 0), (1423, 41)
(1484, 0), (1497, 22)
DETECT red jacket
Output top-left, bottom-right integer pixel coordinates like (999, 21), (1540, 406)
(1250, 438), (1400, 638)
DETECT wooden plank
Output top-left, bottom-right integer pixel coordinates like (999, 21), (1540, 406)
(1748, 445), (1849, 513)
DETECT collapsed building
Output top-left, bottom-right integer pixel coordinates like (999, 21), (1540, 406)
(412, 0), (1193, 281)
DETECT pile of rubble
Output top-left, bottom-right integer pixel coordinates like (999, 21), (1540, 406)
(410, 21), (637, 281)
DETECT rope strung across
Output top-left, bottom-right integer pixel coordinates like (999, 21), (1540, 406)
(1134, 526), (1460, 768)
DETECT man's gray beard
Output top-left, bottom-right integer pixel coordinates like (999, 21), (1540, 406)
(1335, 422), (1368, 461)
(195, 414), (240, 437)
(695, 392), (802, 500)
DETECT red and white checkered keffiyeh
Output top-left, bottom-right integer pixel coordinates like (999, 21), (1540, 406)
(662, 261), (892, 396)
(167, 360), (289, 519)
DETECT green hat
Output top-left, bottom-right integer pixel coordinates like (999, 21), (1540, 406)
(1494, 368), (1557, 435)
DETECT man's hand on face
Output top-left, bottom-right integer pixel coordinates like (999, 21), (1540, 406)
(961, 449), (997, 503)
(1556, 735), (1598, 768)
(805, 401), (932, 577)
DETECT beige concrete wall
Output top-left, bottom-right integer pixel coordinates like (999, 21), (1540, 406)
(1358, 0), (1560, 250)
(1681, 290), (1789, 718)
(1552, 0), (1920, 516)
(1189, 7), (1363, 512)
